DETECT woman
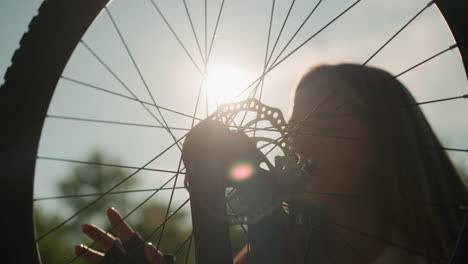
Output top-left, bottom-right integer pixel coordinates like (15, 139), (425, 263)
(76, 64), (467, 263)
(285, 63), (467, 263)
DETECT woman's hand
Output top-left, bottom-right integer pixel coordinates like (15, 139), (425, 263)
(75, 207), (167, 264)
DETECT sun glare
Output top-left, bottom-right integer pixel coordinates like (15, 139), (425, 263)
(205, 66), (249, 107)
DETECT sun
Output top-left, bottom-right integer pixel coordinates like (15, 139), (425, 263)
(205, 66), (249, 107)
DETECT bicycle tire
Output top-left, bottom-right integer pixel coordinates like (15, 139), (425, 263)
(2, 0), (109, 262)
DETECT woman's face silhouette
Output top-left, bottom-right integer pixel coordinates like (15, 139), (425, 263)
(291, 76), (374, 205)
(288, 74), (390, 263)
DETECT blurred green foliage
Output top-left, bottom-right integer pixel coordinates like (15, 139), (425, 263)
(35, 151), (245, 263)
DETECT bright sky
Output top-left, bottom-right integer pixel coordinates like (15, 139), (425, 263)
(0, 1), (43, 77)
(2, 0), (467, 222)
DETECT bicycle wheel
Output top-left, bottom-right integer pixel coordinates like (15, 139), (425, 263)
(2, 0), (467, 263)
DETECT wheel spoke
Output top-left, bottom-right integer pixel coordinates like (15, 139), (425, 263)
(149, 0), (203, 74)
(305, 190), (467, 209)
(409, 93), (468, 106)
(318, 44), (459, 116)
(264, 0), (297, 71)
(236, 0), (277, 130)
(287, 85), (343, 134)
(78, 40), (142, 103)
(362, 1), (435, 66)
(173, 232), (193, 256)
(203, 0), (227, 117)
(34, 187), (186, 202)
(267, 0), (360, 75)
(232, 0), (361, 103)
(46, 115), (191, 131)
(334, 222), (440, 260)
(183, 0), (205, 64)
(78, 40), (183, 149)
(265, 0), (323, 72)
(263, 139), (284, 157)
(190, 73), (207, 128)
(144, 198), (191, 242)
(71, 173), (183, 263)
(226, 200), (250, 260)
(226, 201), (249, 238)
(436, 147), (468, 153)
(37, 156), (185, 175)
(60, 75), (203, 121)
(184, 234), (193, 264)
(258, 133), (288, 152)
(263, 0), (276, 74)
(204, 0), (208, 62)
(105, 7), (182, 152)
(156, 157), (185, 250)
(37, 133), (187, 241)
(206, 0), (226, 63)
(239, 119), (467, 152)
(288, 132), (367, 142)
(249, 0), (306, 103)
(392, 44), (458, 79)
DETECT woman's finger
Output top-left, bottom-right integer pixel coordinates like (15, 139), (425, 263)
(105, 207), (134, 241)
(145, 242), (166, 264)
(74, 244), (104, 264)
(81, 224), (116, 250)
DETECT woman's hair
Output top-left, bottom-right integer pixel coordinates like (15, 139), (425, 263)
(290, 63), (467, 262)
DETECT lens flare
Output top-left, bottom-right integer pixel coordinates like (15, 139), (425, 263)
(229, 162), (255, 181)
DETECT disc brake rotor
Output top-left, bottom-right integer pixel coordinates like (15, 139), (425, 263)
(183, 98), (314, 225)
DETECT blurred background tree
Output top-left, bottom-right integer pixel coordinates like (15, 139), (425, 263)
(34, 150), (245, 263)
(57, 152), (135, 226)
